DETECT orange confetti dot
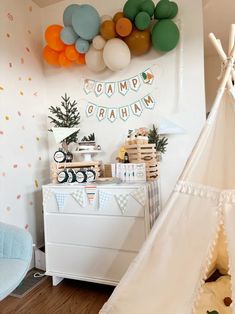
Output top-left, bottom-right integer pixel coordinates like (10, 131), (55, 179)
(6, 33), (10, 38)
(26, 47), (30, 53)
(35, 179), (39, 188)
(20, 91), (24, 96)
(28, 30), (32, 35)
(20, 58), (24, 64)
(29, 6), (32, 12)
(5, 116), (9, 120)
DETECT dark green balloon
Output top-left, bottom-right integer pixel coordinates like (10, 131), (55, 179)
(152, 19), (180, 52)
(135, 11), (151, 30)
(154, 0), (172, 19)
(123, 0), (140, 21)
(169, 1), (178, 18)
(139, 0), (155, 17)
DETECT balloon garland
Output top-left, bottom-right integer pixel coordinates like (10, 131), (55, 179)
(43, 0), (180, 72)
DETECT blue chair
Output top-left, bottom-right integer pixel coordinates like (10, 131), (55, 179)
(0, 222), (33, 300)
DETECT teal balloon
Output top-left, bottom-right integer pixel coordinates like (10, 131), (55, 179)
(63, 4), (80, 26)
(154, 0), (172, 19)
(123, 1), (140, 21)
(72, 5), (100, 40)
(139, 0), (155, 17)
(169, 2), (178, 18)
(152, 19), (180, 52)
(60, 26), (78, 45)
(75, 38), (89, 53)
(135, 12), (151, 30)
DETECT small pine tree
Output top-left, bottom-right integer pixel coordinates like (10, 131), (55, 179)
(48, 93), (80, 145)
(148, 124), (168, 154)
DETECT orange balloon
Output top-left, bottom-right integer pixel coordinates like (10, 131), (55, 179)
(100, 20), (116, 40)
(59, 52), (72, 67)
(45, 24), (65, 52)
(113, 11), (124, 23)
(124, 28), (151, 56)
(76, 53), (86, 65)
(43, 45), (60, 66)
(65, 45), (79, 61)
(116, 17), (133, 37)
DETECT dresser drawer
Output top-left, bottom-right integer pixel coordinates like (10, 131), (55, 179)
(45, 213), (146, 251)
(46, 243), (137, 283)
(43, 186), (147, 218)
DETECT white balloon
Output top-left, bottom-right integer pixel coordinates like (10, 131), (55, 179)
(103, 39), (131, 71)
(100, 14), (112, 23)
(92, 35), (106, 50)
(85, 45), (106, 72)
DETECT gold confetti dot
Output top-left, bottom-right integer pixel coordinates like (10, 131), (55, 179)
(6, 33), (10, 38)
(20, 91), (24, 96)
(19, 145), (24, 149)
(0, 86), (4, 91)
(28, 77), (32, 81)
(34, 179), (39, 188)
(5, 116), (9, 120)
(36, 137), (40, 141)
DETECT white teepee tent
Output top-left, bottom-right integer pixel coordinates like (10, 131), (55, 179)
(100, 26), (235, 314)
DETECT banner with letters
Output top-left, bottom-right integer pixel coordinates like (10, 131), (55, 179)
(83, 68), (154, 97)
(86, 93), (156, 123)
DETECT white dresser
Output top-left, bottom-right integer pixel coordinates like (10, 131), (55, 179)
(42, 182), (159, 286)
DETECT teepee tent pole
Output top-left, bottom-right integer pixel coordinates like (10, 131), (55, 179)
(180, 30), (235, 180)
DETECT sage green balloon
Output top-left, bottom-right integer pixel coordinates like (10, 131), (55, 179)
(123, 0), (140, 21)
(152, 19), (180, 52)
(135, 11), (151, 30)
(169, 1), (178, 18)
(154, 0), (172, 19)
(139, 0), (155, 17)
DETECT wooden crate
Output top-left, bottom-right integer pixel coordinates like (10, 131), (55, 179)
(125, 144), (159, 180)
(51, 161), (103, 183)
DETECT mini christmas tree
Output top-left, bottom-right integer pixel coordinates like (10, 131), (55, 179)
(148, 124), (168, 154)
(48, 93), (80, 145)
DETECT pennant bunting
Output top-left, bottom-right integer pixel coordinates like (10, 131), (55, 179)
(85, 186), (97, 206)
(85, 93), (156, 123)
(43, 189), (53, 206)
(131, 188), (146, 206)
(115, 194), (129, 214)
(55, 193), (68, 212)
(83, 67), (155, 97)
(72, 189), (85, 207)
(99, 190), (111, 210)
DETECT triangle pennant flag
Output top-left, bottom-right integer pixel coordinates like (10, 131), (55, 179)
(158, 119), (185, 135)
(115, 194), (129, 214)
(52, 127), (80, 144)
(72, 189), (85, 207)
(85, 187), (97, 206)
(55, 193), (68, 212)
(99, 190), (111, 210)
(131, 188), (146, 206)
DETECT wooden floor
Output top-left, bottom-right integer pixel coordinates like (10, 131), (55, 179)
(0, 277), (114, 314)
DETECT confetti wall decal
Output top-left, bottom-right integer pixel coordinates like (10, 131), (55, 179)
(1, 0), (49, 248)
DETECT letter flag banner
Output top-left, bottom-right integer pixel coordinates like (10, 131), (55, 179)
(83, 68), (155, 97)
(85, 93), (156, 123)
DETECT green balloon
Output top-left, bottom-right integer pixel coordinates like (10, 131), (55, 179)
(139, 0), (155, 17)
(135, 11), (151, 30)
(154, 0), (172, 19)
(123, 0), (140, 21)
(152, 19), (180, 52)
(169, 1), (178, 18)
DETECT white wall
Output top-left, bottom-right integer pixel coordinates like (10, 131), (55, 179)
(204, 54), (220, 112)
(0, 0), (49, 246)
(41, 0), (206, 205)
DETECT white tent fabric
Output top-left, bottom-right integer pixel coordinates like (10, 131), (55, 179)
(100, 86), (235, 312)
